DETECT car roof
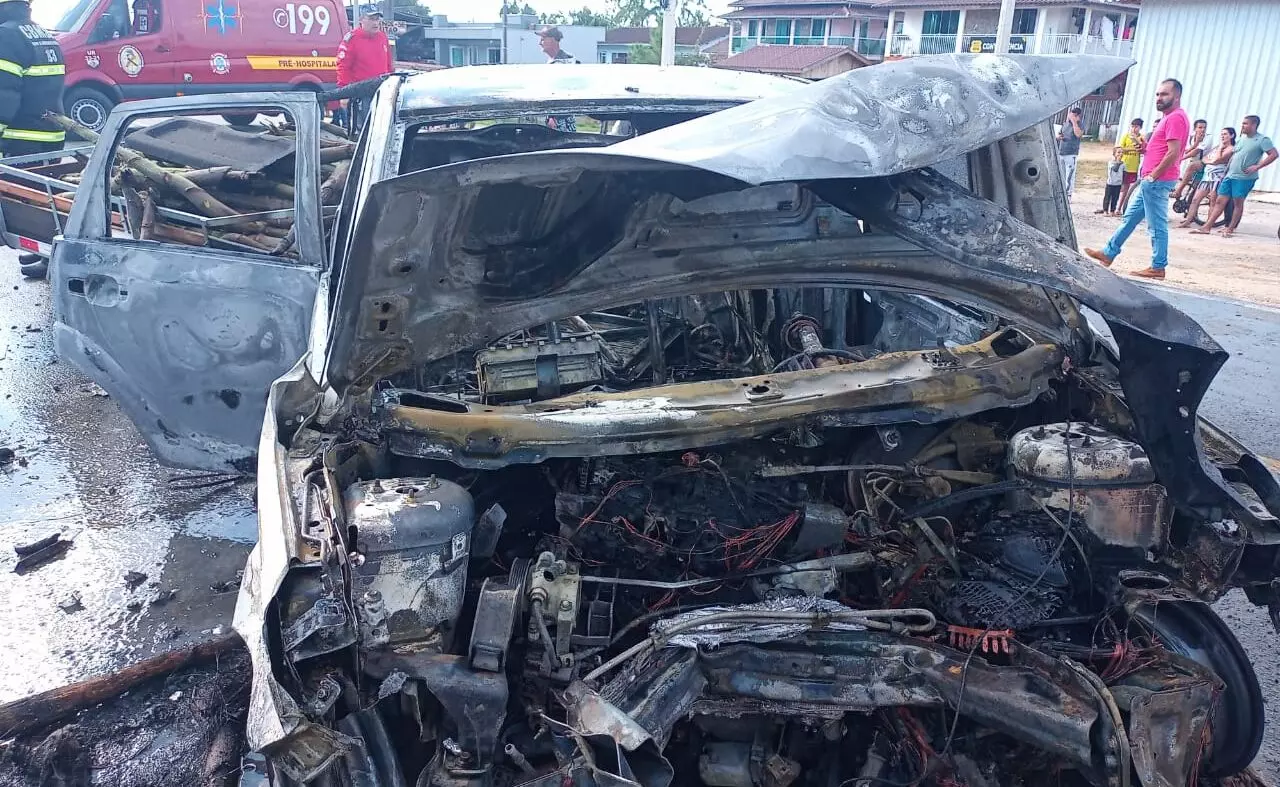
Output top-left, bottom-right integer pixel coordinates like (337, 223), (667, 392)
(395, 63), (806, 121)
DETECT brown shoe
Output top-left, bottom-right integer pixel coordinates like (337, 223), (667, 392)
(1084, 247), (1114, 267)
(1131, 267), (1166, 280)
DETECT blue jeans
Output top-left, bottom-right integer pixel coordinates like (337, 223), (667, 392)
(1103, 179), (1174, 270)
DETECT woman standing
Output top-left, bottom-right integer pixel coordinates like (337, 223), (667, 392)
(1177, 127), (1236, 228)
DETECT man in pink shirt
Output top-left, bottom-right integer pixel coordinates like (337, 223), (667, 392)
(1086, 79), (1189, 279)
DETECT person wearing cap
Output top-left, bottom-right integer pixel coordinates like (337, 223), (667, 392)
(336, 8), (393, 132)
(537, 26), (579, 64)
(0, 0), (65, 279)
(537, 26), (578, 132)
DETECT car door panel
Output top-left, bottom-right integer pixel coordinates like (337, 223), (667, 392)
(53, 93), (326, 471)
(56, 239), (319, 470)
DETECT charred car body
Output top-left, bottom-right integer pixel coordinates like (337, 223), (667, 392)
(47, 58), (1280, 787)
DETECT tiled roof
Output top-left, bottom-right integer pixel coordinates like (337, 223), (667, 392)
(723, 5), (860, 19)
(603, 27), (652, 44)
(870, 0), (1138, 7)
(677, 25), (731, 45)
(728, 0), (879, 7)
(716, 44), (868, 74)
(704, 37), (732, 61)
(603, 26), (730, 46)
(725, 0), (1137, 8)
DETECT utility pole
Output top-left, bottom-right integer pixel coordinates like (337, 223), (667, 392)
(502, 2), (509, 63)
(994, 0), (1016, 53)
(382, 0), (396, 59)
(660, 0), (677, 66)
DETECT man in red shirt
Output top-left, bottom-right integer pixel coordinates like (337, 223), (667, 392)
(1086, 78), (1189, 280)
(336, 8), (393, 131)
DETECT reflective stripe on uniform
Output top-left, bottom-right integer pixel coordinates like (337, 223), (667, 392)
(24, 64), (64, 77)
(0, 62), (67, 78)
(1, 127), (65, 142)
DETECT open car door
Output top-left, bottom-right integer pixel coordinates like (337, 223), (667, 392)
(52, 93), (329, 471)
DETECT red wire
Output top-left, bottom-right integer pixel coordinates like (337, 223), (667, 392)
(573, 479), (643, 535)
(890, 563), (930, 608)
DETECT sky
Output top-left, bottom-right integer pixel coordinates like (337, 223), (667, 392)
(423, 0), (734, 24)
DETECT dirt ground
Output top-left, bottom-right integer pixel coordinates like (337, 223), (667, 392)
(1070, 143), (1280, 306)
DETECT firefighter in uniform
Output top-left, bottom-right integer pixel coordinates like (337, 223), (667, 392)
(0, 0), (65, 156)
(0, 0), (66, 278)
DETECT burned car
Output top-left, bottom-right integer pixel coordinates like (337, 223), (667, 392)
(43, 57), (1280, 787)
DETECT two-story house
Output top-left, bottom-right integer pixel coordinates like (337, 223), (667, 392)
(724, 0), (891, 60)
(881, 0), (1138, 58)
(723, 0), (1139, 62)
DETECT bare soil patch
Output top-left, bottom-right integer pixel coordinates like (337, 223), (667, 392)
(1070, 143), (1280, 307)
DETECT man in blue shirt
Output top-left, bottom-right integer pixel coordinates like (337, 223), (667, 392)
(1194, 114), (1277, 237)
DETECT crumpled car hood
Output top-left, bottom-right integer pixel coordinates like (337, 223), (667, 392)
(327, 53), (1132, 389)
(599, 52), (1130, 185)
(324, 52), (1274, 520)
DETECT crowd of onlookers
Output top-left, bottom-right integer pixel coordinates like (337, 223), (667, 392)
(1050, 79), (1278, 280)
(1058, 103), (1277, 241)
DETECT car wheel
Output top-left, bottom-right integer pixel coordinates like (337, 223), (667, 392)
(1132, 602), (1264, 777)
(63, 86), (115, 133)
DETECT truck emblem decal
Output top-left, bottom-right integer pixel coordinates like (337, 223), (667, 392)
(210, 52), (231, 74)
(200, 0), (241, 35)
(84, 49), (100, 69)
(118, 46), (144, 77)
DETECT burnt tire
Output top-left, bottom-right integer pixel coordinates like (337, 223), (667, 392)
(1132, 602), (1264, 777)
(64, 85), (115, 133)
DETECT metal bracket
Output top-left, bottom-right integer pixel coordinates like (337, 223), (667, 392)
(469, 558), (528, 672)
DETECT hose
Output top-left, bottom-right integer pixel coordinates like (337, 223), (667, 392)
(901, 479), (1030, 520)
(531, 600), (559, 675)
(319, 74), (399, 103)
(1065, 658), (1131, 787)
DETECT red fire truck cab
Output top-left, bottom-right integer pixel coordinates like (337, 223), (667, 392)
(35, 0), (351, 130)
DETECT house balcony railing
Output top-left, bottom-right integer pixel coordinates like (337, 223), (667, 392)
(889, 33), (959, 56)
(1040, 34), (1135, 57)
(887, 32), (1136, 57)
(729, 35), (886, 58)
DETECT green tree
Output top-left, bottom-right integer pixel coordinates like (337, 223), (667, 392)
(611, 0), (712, 28)
(611, 0), (659, 26)
(679, 0), (710, 27)
(569, 7), (614, 26)
(539, 11), (566, 23)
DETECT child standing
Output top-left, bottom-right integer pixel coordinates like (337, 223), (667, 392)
(1116, 118), (1145, 212)
(1098, 149), (1126, 216)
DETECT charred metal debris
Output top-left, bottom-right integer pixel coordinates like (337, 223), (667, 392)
(41, 55), (1280, 787)
(248, 279), (1274, 787)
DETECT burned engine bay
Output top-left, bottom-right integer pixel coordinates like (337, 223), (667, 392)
(270, 287), (1264, 787)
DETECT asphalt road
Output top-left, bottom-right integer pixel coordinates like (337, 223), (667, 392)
(1148, 285), (1280, 782)
(0, 252), (254, 699)
(0, 252), (1277, 777)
